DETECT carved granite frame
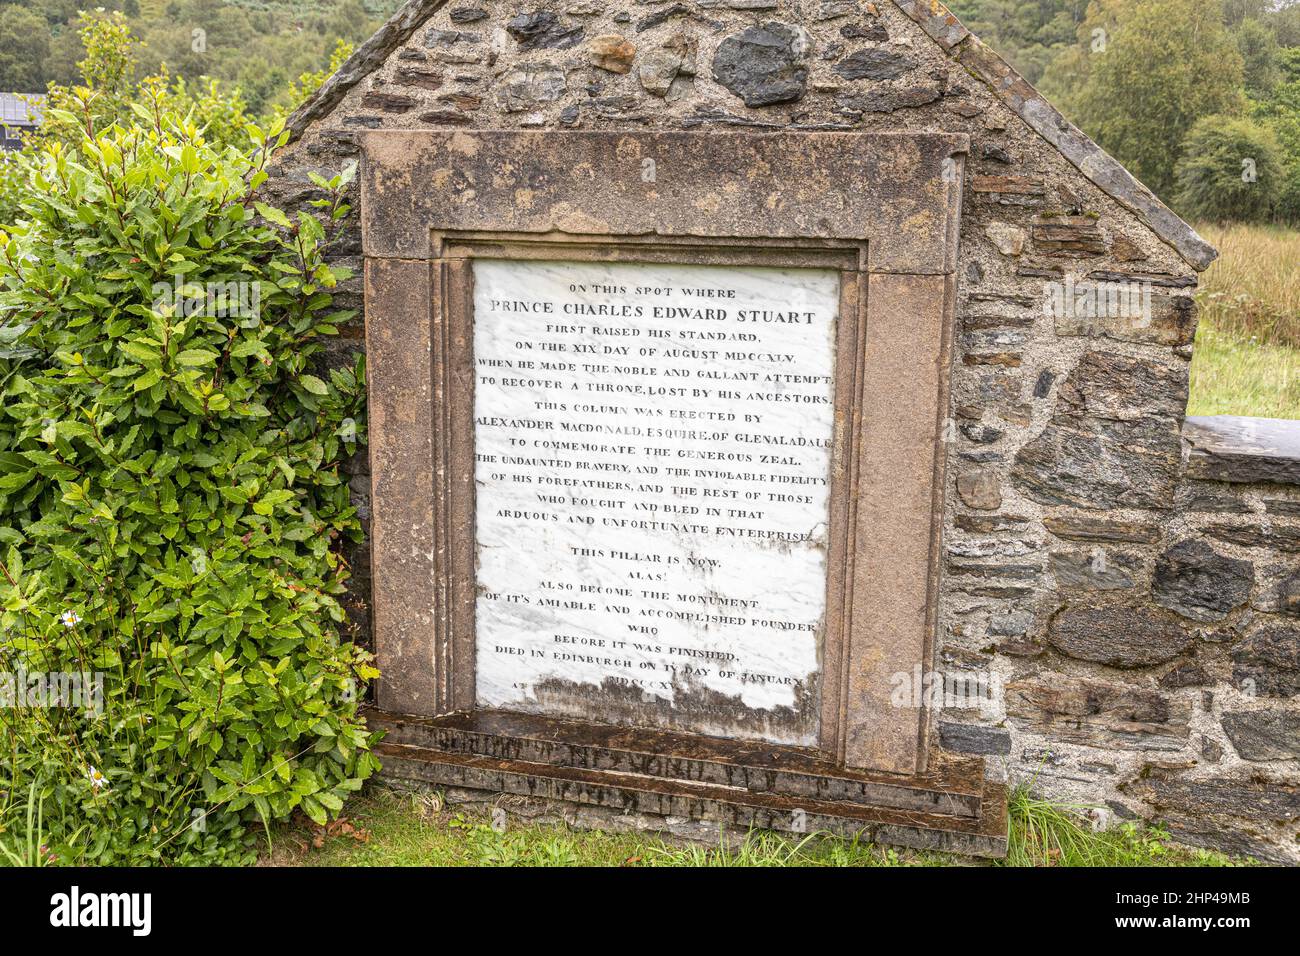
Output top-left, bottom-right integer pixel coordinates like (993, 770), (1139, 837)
(360, 129), (967, 775)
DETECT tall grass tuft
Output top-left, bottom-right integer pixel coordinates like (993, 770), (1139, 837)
(1194, 223), (1300, 349)
(1187, 223), (1300, 419)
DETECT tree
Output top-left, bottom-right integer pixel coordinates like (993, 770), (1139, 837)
(0, 6), (52, 92)
(1235, 17), (1282, 97)
(1074, 0), (1247, 198)
(1174, 115), (1285, 222)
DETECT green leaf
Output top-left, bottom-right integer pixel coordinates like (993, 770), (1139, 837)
(298, 374), (329, 396)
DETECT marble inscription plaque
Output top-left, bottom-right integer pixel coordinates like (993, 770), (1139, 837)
(472, 259), (838, 744)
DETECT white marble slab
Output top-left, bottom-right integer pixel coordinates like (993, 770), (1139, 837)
(472, 258), (838, 743)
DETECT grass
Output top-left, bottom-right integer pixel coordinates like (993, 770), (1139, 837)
(1187, 222), (1300, 418)
(260, 784), (1246, 868)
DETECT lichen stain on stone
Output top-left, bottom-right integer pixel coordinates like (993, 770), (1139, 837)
(693, 192), (722, 216)
(448, 131), (480, 156)
(614, 135), (644, 161)
(514, 188), (538, 211)
(547, 203), (612, 234)
(902, 208), (937, 237)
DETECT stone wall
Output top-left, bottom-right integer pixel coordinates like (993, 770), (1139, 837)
(263, 0), (1300, 861)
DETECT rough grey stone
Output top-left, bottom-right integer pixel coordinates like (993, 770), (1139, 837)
(837, 82), (944, 114)
(1222, 709), (1300, 761)
(1042, 512), (1159, 545)
(497, 67), (568, 112)
(960, 422), (1005, 444)
(638, 32), (696, 99)
(425, 28), (481, 47)
(988, 609), (1033, 636)
(839, 18), (889, 40)
(939, 721), (1012, 755)
(1204, 522), (1300, 553)
(981, 143), (1012, 163)
(1047, 605), (1193, 668)
(1160, 662), (1210, 688)
(956, 468), (1002, 510)
(834, 47), (916, 80)
(1050, 548), (1139, 590)
(507, 11), (585, 50)
(1012, 352), (1186, 510)
(1121, 774), (1300, 862)
(712, 23), (810, 107)
(449, 7), (489, 23)
(1006, 671), (1190, 750)
(1231, 623), (1300, 697)
(1280, 571), (1300, 616)
(1152, 539), (1254, 622)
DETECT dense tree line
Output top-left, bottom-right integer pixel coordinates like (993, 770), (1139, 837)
(0, 0), (393, 115)
(952, 0), (1300, 225)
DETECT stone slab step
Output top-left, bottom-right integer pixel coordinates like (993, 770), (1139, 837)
(373, 740), (1009, 859)
(363, 707), (988, 822)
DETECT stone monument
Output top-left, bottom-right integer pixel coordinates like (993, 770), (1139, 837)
(261, 0), (1300, 861)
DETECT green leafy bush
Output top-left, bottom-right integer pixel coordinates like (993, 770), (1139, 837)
(0, 13), (254, 229)
(1174, 114), (1287, 224)
(0, 97), (377, 864)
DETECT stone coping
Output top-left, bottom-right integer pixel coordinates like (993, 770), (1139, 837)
(1184, 415), (1300, 485)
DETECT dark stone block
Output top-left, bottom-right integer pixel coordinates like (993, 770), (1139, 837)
(416, 110), (473, 125)
(1152, 539), (1254, 622)
(712, 23), (810, 107)
(834, 47), (916, 80)
(1047, 605), (1193, 668)
(1122, 774), (1300, 862)
(1204, 522), (1300, 553)
(1264, 498), (1300, 517)
(425, 28), (481, 47)
(837, 83), (944, 115)
(959, 422), (1004, 445)
(394, 67), (445, 90)
(1160, 662), (1210, 689)
(939, 721), (1012, 755)
(360, 91), (417, 112)
(981, 143), (1012, 164)
(450, 6), (488, 22)
(1231, 623), (1300, 697)
(1032, 369), (1054, 398)
(1050, 548), (1140, 591)
(1012, 352), (1186, 510)
(506, 12), (584, 50)
(839, 19), (889, 41)
(954, 513), (1029, 533)
(1280, 571), (1300, 616)
(1006, 671), (1190, 750)
(1221, 708), (1300, 761)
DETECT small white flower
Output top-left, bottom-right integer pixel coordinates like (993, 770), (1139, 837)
(60, 610), (82, 628)
(87, 766), (108, 790)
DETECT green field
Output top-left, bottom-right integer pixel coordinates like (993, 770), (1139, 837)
(1188, 223), (1300, 419)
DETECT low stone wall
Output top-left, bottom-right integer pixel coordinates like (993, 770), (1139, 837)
(937, 415), (1300, 863)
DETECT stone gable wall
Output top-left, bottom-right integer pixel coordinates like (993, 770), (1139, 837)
(263, 0), (1300, 861)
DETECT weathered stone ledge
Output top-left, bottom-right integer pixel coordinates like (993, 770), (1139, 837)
(1184, 415), (1300, 485)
